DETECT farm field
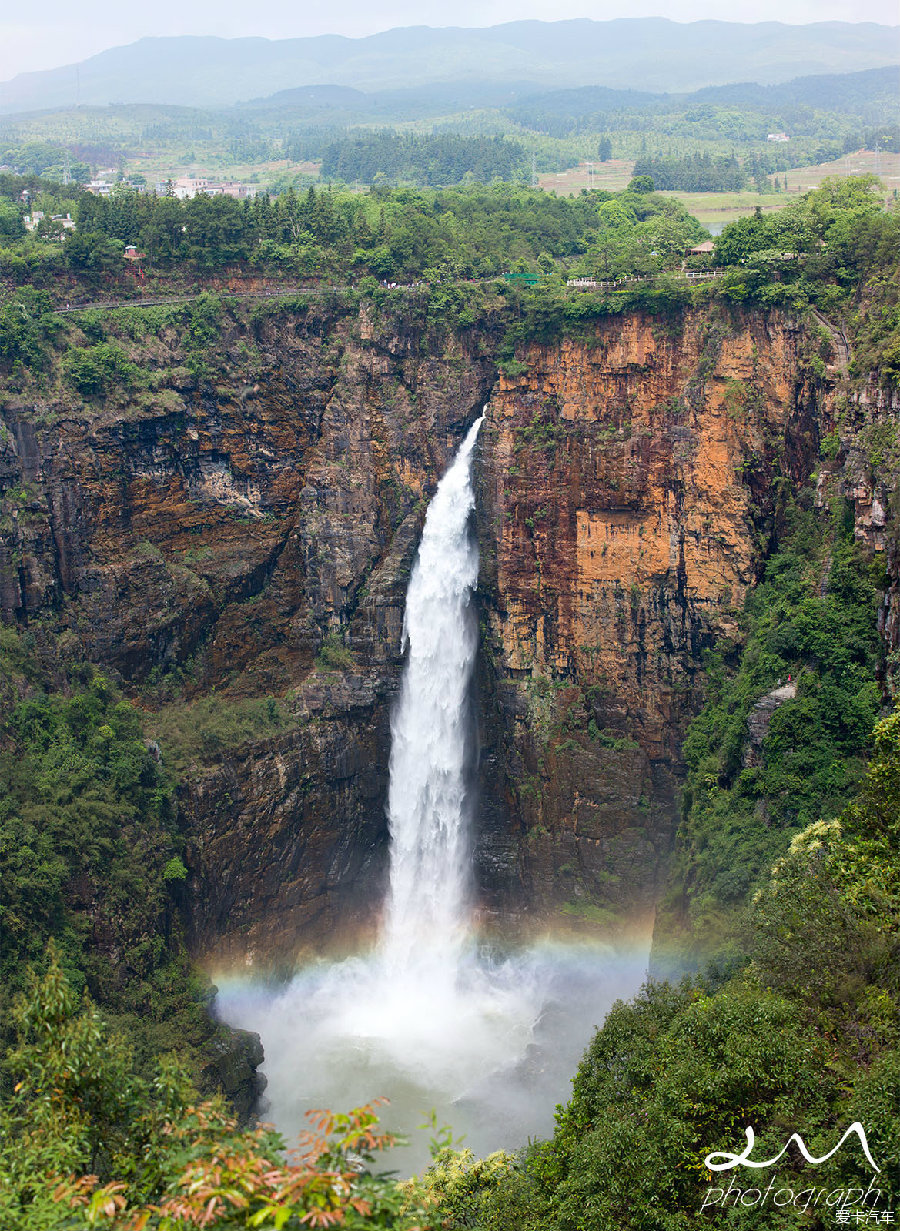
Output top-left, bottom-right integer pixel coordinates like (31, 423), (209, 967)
(774, 147), (900, 195)
(658, 190), (791, 231)
(538, 160), (635, 194)
(539, 162), (791, 230)
(539, 147), (900, 233)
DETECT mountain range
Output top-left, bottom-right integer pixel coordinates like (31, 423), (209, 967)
(0, 19), (897, 115)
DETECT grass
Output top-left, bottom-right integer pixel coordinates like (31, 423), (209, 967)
(144, 693), (291, 773)
(538, 159), (635, 194)
(314, 632), (356, 672)
(770, 147), (900, 198)
(658, 189), (793, 230)
(537, 162), (795, 231)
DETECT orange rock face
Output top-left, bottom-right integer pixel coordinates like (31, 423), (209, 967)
(475, 308), (822, 934)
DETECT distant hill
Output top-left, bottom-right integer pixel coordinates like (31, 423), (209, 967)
(505, 64), (900, 132)
(242, 65), (899, 133)
(243, 80), (543, 120)
(0, 19), (897, 114)
(692, 64), (900, 110)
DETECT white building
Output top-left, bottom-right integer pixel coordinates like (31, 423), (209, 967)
(170, 176), (258, 200)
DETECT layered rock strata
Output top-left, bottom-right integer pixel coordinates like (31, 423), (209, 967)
(4, 299), (884, 965)
(0, 298), (496, 967)
(474, 309), (825, 935)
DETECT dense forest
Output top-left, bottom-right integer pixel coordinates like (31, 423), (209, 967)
(630, 153), (747, 192)
(1, 168), (900, 1227)
(0, 171), (713, 290)
(1, 168), (896, 298)
(317, 132), (527, 186)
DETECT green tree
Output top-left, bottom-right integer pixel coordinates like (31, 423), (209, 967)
(0, 288), (54, 369)
(0, 955), (425, 1229)
(64, 229), (123, 277)
(0, 198), (25, 240)
(62, 341), (140, 396)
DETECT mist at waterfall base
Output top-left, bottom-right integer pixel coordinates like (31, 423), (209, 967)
(216, 417), (650, 1173)
(218, 940), (648, 1171)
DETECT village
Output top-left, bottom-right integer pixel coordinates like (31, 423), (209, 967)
(83, 174), (260, 199)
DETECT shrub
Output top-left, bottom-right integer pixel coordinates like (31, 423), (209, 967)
(62, 341), (141, 396)
(0, 288), (54, 370)
(315, 632), (355, 671)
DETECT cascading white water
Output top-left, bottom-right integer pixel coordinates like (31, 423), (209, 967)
(381, 415), (483, 975)
(216, 414), (649, 1173)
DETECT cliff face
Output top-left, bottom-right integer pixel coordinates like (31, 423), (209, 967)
(474, 309), (825, 935)
(0, 296), (497, 968)
(3, 296), (887, 969)
(822, 377), (900, 697)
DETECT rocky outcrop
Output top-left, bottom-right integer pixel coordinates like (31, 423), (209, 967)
(742, 682), (797, 767)
(201, 1027), (266, 1125)
(182, 673), (392, 968)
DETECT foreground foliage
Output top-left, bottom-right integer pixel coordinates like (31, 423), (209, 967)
(0, 632), (229, 1090)
(0, 955), (424, 1229)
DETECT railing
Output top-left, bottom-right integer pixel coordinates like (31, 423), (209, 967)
(566, 269), (723, 289)
(52, 286), (326, 313)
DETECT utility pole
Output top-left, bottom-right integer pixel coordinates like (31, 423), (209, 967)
(531, 152), (538, 188)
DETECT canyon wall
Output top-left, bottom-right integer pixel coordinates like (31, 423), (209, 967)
(474, 308), (826, 938)
(3, 295), (894, 969)
(0, 295), (496, 969)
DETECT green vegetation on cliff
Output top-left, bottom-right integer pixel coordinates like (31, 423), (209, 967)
(0, 631), (244, 1095)
(654, 501), (883, 972)
(2, 175), (896, 399)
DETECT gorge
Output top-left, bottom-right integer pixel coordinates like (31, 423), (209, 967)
(2, 283), (898, 1143)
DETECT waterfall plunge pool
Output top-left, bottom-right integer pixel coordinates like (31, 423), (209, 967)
(215, 937), (650, 1174)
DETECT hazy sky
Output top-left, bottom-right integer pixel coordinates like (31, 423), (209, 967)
(1, 0), (897, 84)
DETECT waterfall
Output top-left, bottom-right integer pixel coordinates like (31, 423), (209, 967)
(216, 411), (648, 1174)
(381, 415), (483, 975)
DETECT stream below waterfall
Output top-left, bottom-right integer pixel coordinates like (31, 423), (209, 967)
(216, 416), (649, 1174)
